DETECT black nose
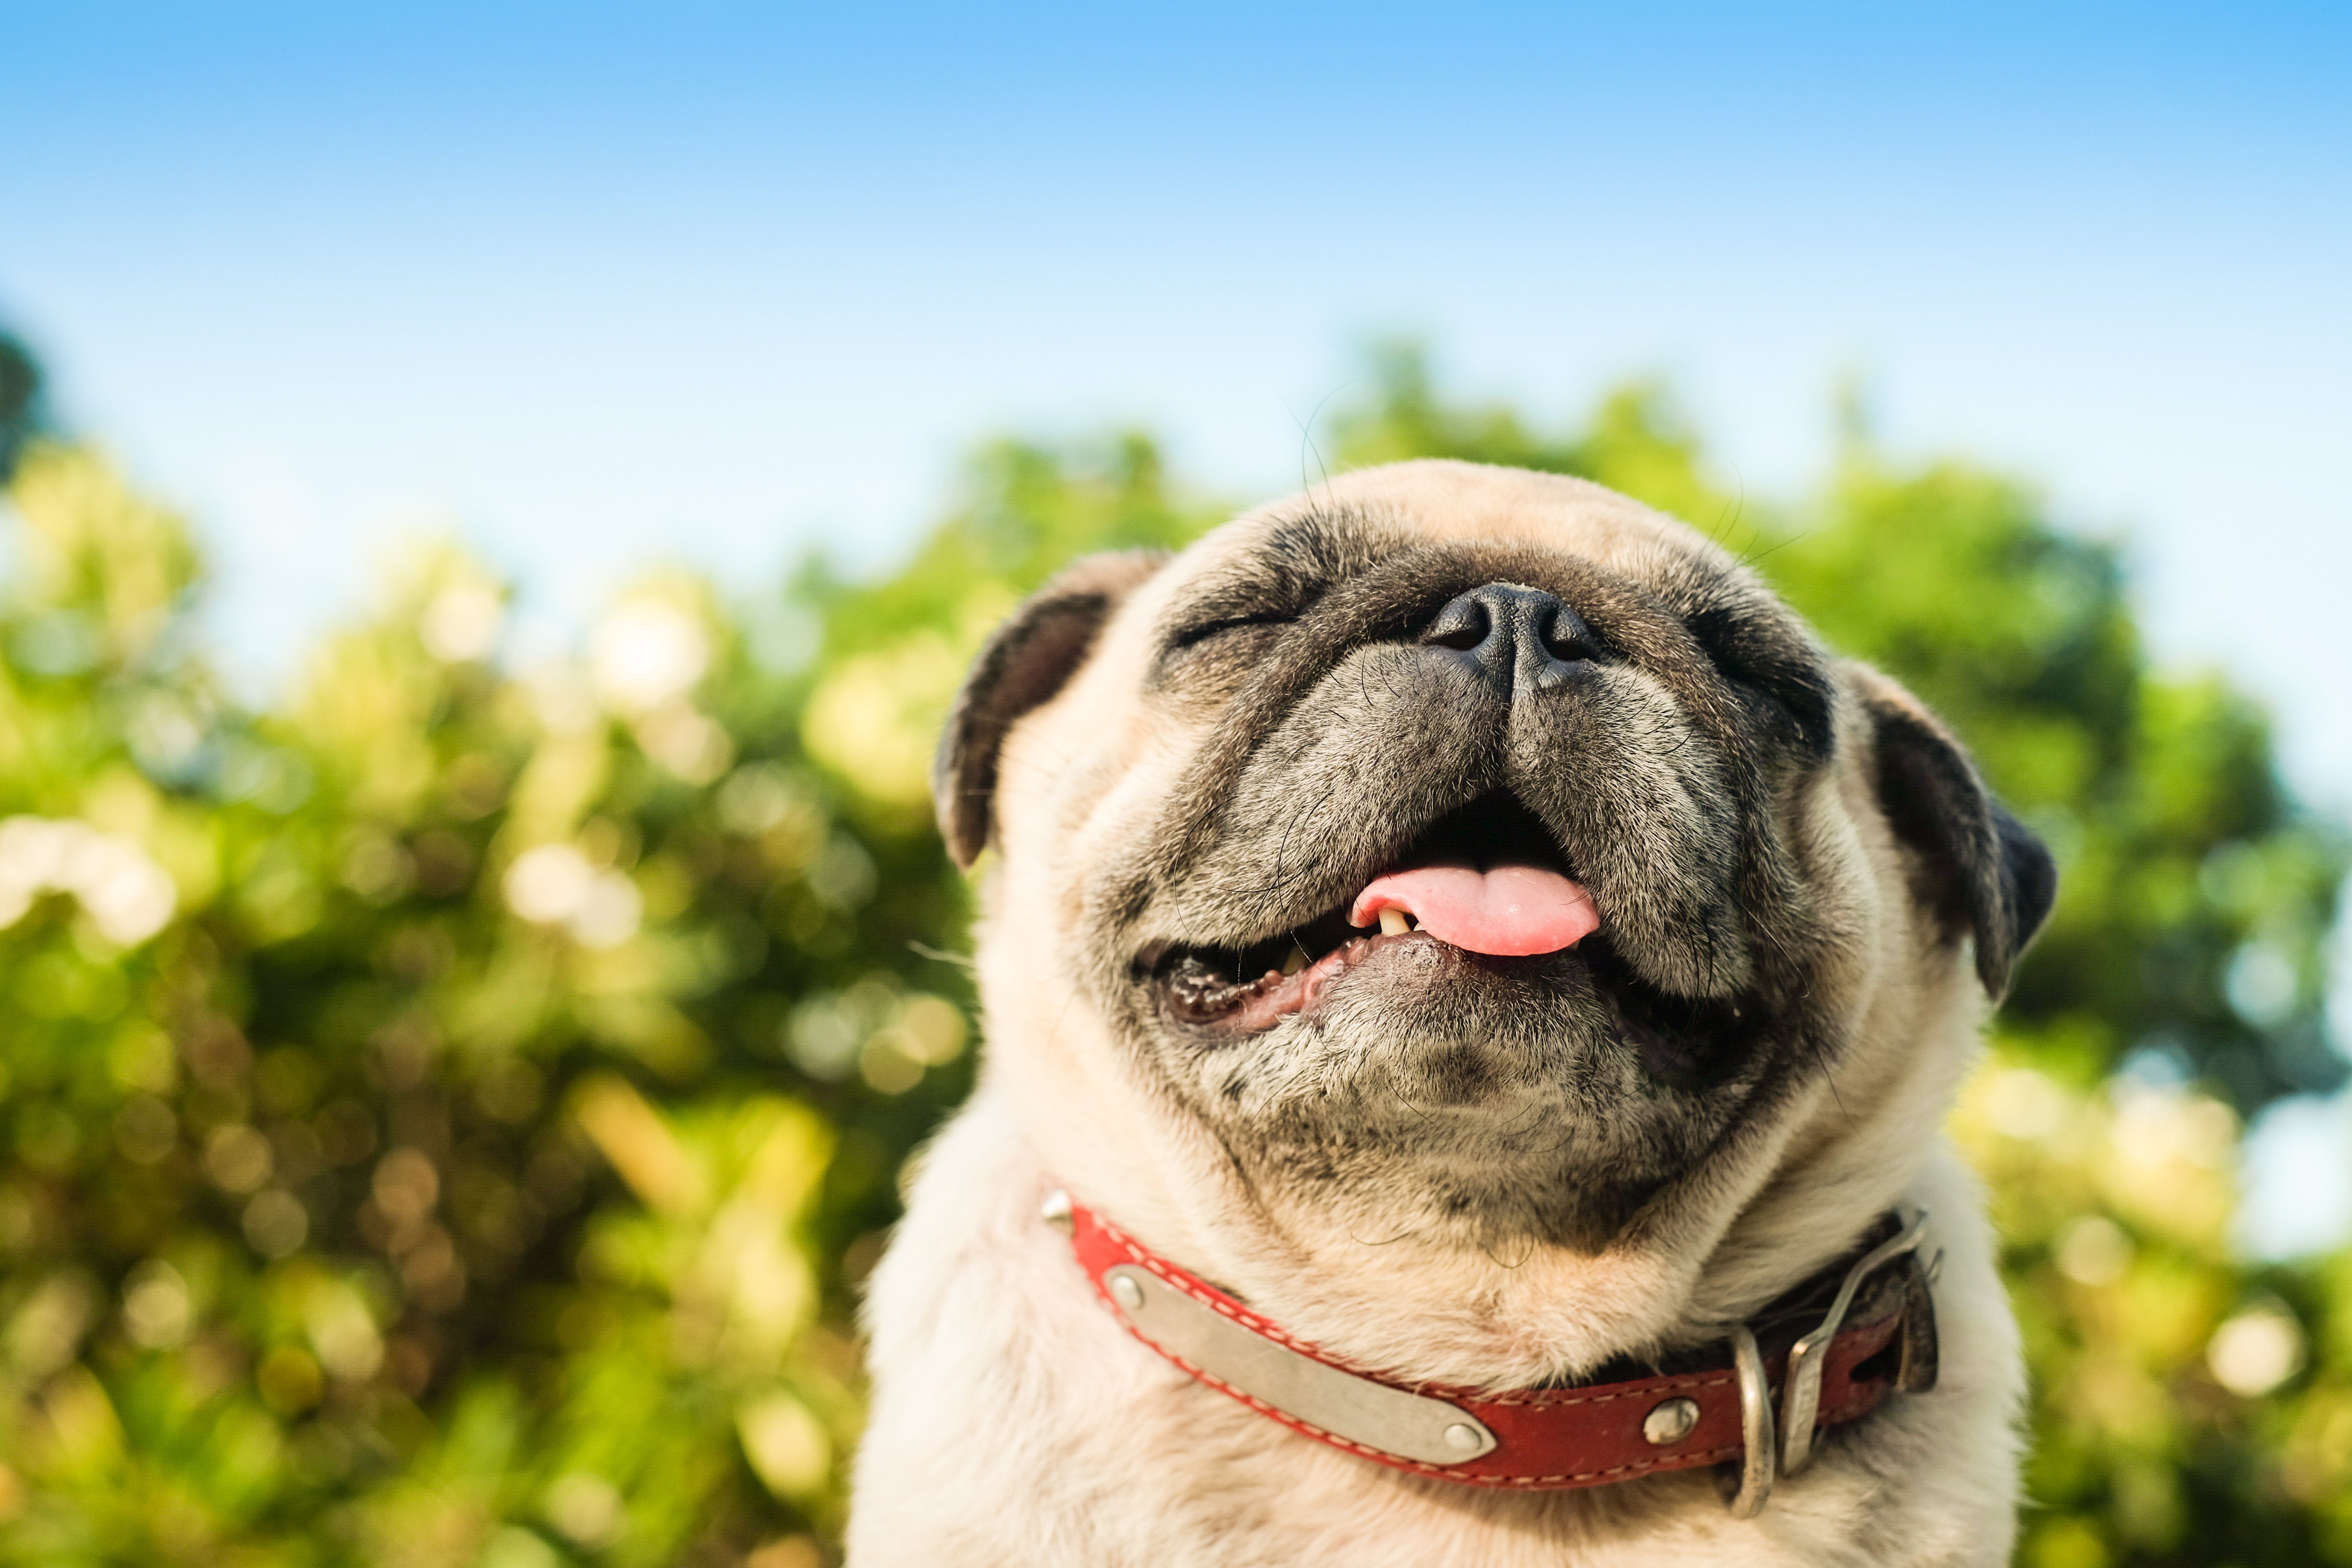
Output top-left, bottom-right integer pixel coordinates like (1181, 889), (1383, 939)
(1422, 583), (1596, 692)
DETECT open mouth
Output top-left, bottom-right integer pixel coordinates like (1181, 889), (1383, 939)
(1141, 791), (1763, 1078)
(1143, 791), (1595, 1031)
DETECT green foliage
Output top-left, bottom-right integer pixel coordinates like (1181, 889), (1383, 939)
(0, 341), (2344, 1567)
(0, 441), (894, 1565)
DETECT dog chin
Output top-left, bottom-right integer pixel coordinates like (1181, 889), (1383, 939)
(1142, 943), (1767, 1251)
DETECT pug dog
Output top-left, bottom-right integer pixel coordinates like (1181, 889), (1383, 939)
(847, 460), (2054, 1567)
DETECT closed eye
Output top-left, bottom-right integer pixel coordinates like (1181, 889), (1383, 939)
(1682, 602), (1836, 761)
(1167, 612), (1296, 651)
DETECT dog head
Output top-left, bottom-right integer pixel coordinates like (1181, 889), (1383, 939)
(937, 460), (2053, 1372)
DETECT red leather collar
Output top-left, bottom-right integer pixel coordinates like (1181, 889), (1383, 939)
(1054, 1192), (1938, 1500)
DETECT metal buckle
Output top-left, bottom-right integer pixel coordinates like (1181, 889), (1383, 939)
(1776, 1207), (1932, 1479)
(1723, 1207), (1932, 1515)
(1725, 1324), (1776, 1517)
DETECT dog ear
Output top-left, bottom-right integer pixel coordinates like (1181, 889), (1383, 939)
(934, 551), (1168, 868)
(1850, 666), (2057, 998)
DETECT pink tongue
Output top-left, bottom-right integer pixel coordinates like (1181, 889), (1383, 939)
(1349, 865), (1600, 957)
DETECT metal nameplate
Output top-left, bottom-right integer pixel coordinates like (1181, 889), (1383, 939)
(1102, 1263), (1497, 1466)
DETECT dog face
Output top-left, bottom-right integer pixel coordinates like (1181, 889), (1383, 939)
(939, 461), (2053, 1270)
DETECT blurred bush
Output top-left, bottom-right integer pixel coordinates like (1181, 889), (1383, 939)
(0, 335), (2343, 1566)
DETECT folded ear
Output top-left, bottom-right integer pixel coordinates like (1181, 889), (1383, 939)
(1850, 666), (2058, 998)
(934, 551), (1168, 868)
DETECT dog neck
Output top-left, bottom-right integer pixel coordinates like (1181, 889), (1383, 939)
(1002, 1039), (1957, 1394)
(1038, 1181), (1914, 1392)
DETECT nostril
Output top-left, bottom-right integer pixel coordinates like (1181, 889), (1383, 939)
(1424, 597), (1491, 652)
(1542, 604), (1598, 661)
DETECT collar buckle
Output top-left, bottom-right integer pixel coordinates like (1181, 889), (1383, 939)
(1767, 1207), (1935, 1500)
(1726, 1208), (1933, 1514)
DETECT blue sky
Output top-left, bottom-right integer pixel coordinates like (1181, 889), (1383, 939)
(5, 2), (2350, 1246)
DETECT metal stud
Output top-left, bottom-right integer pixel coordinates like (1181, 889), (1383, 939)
(1642, 1396), (1700, 1446)
(1039, 1188), (1075, 1234)
(1110, 1273), (1146, 1312)
(1442, 1422), (1483, 1455)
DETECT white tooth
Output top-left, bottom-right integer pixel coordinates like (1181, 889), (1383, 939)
(1282, 948), (1307, 976)
(1378, 908), (1411, 937)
